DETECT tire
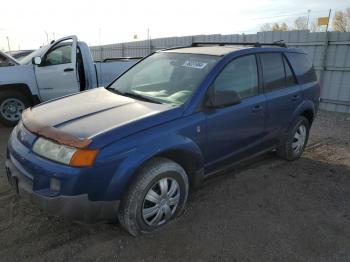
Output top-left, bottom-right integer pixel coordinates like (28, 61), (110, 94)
(118, 157), (189, 236)
(276, 116), (310, 161)
(0, 91), (30, 126)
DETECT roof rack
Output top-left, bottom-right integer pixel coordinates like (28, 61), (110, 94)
(191, 41), (287, 48)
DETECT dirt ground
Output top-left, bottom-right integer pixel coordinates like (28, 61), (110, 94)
(0, 110), (349, 262)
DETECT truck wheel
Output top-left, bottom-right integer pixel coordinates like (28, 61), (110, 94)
(276, 116), (310, 161)
(118, 157), (189, 236)
(0, 91), (30, 126)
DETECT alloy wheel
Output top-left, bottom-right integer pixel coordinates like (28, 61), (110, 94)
(0, 98), (25, 121)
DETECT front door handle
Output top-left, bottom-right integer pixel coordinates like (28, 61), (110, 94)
(64, 68), (74, 72)
(252, 105), (263, 112)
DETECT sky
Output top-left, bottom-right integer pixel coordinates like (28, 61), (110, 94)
(0, 0), (349, 51)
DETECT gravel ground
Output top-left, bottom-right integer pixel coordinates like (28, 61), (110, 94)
(0, 110), (349, 262)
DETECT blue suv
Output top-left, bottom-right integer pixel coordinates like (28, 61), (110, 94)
(5, 42), (320, 236)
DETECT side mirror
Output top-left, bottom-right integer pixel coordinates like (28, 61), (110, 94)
(32, 56), (42, 65)
(205, 89), (241, 108)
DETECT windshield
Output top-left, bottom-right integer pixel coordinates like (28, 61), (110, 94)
(20, 45), (48, 64)
(109, 52), (220, 105)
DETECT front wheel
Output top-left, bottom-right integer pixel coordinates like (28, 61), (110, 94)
(277, 116), (310, 161)
(118, 157), (189, 236)
(0, 91), (30, 126)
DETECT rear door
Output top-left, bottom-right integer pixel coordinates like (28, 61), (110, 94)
(204, 54), (266, 173)
(259, 52), (301, 147)
(34, 36), (79, 101)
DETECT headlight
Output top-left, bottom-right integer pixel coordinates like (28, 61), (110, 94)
(33, 137), (98, 167)
(33, 137), (77, 165)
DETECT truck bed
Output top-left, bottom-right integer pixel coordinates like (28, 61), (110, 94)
(95, 58), (140, 87)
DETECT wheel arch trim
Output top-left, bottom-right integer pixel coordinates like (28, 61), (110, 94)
(104, 134), (204, 200)
(0, 83), (38, 105)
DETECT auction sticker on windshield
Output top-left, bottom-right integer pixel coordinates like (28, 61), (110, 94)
(182, 60), (208, 69)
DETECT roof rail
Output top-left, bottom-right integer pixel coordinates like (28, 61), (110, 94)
(191, 41), (287, 48)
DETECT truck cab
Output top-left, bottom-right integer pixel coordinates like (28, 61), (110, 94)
(0, 36), (139, 126)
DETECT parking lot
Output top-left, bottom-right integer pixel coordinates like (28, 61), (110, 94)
(0, 110), (349, 262)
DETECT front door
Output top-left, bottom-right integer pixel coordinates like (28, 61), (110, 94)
(35, 36), (79, 101)
(204, 54), (266, 174)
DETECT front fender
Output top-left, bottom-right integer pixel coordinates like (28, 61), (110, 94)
(104, 133), (204, 200)
(0, 64), (38, 95)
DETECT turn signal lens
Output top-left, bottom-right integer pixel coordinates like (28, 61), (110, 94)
(69, 149), (99, 167)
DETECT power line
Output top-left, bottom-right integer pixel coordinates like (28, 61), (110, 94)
(252, 10), (332, 20)
(252, 12), (308, 20)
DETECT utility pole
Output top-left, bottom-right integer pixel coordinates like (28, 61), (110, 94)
(44, 30), (49, 44)
(307, 9), (311, 30)
(98, 27), (102, 61)
(325, 9), (331, 32)
(147, 28), (151, 54)
(319, 9), (332, 98)
(6, 36), (11, 55)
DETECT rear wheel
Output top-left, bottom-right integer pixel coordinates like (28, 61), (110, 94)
(0, 91), (30, 126)
(277, 116), (310, 161)
(118, 157), (189, 236)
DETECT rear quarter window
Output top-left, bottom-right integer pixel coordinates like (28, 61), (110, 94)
(284, 52), (317, 84)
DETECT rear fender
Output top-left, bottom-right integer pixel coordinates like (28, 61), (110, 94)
(289, 99), (315, 130)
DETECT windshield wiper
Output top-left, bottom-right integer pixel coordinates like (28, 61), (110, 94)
(108, 88), (161, 104)
(123, 92), (162, 104)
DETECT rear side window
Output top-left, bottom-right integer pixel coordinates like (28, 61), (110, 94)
(260, 53), (285, 92)
(284, 53), (317, 83)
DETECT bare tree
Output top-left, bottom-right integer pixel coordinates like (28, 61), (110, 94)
(294, 16), (308, 30)
(346, 7), (350, 31)
(271, 22), (289, 31)
(332, 11), (347, 32)
(260, 23), (272, 32)
(309, 21), (321, 32)
(280, 22), (288, 31)
(272, 23), (280, 31)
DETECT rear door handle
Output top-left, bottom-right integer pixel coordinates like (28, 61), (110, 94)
(64, 68), (74, 72)
(252, 105), (263, 112)
(291, 94), (300, 101)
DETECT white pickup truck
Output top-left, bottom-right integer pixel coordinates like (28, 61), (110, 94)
(0, 35), (140, 126)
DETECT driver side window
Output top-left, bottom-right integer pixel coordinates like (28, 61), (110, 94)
(214, 55), (258, 99)
(43, 44), (72, 66)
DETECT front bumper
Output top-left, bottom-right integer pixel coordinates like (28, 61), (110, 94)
(5, 159), (120, 223)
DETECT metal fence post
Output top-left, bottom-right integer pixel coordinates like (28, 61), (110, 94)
(319, 32), (329, 87)
(319, 9), (332, 95)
